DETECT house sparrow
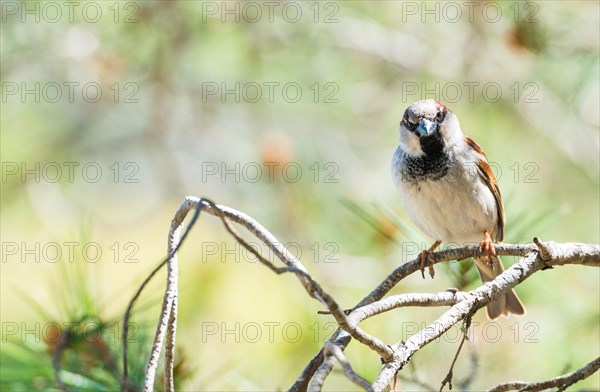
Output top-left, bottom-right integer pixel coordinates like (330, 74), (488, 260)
(391, 99), (525, 319)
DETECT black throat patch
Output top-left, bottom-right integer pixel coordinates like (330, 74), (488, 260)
(401, 133), (451, 181)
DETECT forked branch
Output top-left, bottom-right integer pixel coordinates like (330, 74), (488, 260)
(120, 197), (600, 392)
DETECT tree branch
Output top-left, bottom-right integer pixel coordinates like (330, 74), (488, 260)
(371, 241), (599, 390)
(122, 198), (202, 391)
(124, 197), (599, 392)
(488, 356), (600, 391)
(129, 198), (395, 390)
(290, 243), (540, 392)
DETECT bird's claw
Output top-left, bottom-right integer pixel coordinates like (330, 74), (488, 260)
(478, 240), (495, 256)
(418, 250), (435, 279)
(478, 232), (496, 264)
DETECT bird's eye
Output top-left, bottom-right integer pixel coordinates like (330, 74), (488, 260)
(436, 111), (445, 122)
(408, 117), (417, 125)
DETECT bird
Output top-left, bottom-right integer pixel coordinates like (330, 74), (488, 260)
(391, 99), (525, 319)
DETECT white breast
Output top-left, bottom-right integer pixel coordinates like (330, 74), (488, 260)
(393, 154), (498, 244)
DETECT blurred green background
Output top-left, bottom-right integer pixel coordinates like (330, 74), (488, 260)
(1, 1), (598, 390)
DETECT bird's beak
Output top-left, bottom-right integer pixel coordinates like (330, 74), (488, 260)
(416, 118), (436, 137)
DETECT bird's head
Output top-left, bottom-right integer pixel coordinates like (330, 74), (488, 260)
(399, 99), (463, 156)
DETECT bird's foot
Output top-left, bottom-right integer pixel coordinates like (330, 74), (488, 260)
(418, 250), (433, 279)
(478, 231), (496, 264)
(418, 240), (442, 279)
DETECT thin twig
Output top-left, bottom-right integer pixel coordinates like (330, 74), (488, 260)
(164, 295), (178, 391)
(397, 359), (437, 392)
(325, 343), (374, 392)
(309, 354), (339, 392)
(122, 198), (202, 391)
(348, 291), (467, 325)
(439, 316), (471, 392)
(457, 340), (479, 390)
(202, 198), (394, 360)
(488, 356), (600, 391)
(144, 197), (203, 391)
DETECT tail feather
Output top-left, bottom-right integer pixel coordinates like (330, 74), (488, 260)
(474, 256), (526, 319)
(505, 289), (526, 315)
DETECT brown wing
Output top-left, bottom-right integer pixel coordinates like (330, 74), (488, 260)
(464, 136), (505, 242)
